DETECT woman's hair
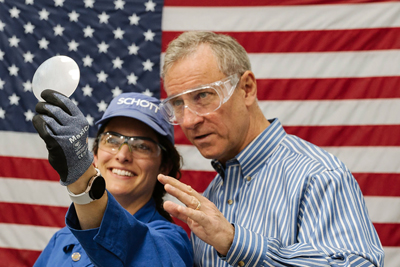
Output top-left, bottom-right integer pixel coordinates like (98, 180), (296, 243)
(162, 31), (251, 79)
(92, 122), (182, 222)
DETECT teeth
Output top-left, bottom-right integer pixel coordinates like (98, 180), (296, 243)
(112, 169), (134, 177)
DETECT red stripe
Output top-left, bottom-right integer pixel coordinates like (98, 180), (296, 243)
(162, 28), (400, 53)
(161, 76), (400, 100)
(0, 156), (58, 181)
(374, 223), (400, 246)
(165, 0), (398, 7)
(0, 248), (40, 267)
(173, 125), (400, 147)
(354, 173), (400, 197)
(284, 125), (400, 147)
(256, 77), (400, 100)
(0, 202), (67, 228)
(180, 170), (216, 193)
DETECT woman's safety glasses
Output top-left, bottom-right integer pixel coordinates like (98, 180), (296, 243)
(97, 131), (166, 159)
(160, 73), (241, 125)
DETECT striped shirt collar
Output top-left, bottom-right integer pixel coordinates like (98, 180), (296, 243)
(212, 118), (286, 179)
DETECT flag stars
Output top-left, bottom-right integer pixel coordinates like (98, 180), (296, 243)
(9, 7), (21, 18)
(127, 73), (138, 85)
(0, 108), (5, 119)
(98, 42), (109, 53)
(26, 0), (34, 4)
(97, 71), (108, 83)
(142, 89), (153, 97)
(53, 24), (65, 36)
(68, 40), (79, 51)
(0, 50), (4, 60)
(142, 59), (154, 71)
(112, 57), (123, 69)
(112, 86), (122, 97)
(38, 38), (49, 49)
(145, 0), (156, 12)
(97, 100), (108, 112)
(23, 80), (32, 92)
(82, 84), (93, 96)
(143, 29), (155, 41)
(54, 0), (64, 7)
(24, 22), (35, 34)
(39, 9), (50, 20)
(24, 109), (35, 121)
(86, 114), (94, 126)
(129, 13), (140, 25)
(0, 20), (5, 31)
(114, 0), (125, 9)
(113, 28), (125, 39)
(128, 43), (139, 55)
(23, 52), (35, 63)
(83, 26), (94, 38)
(98, 12), (110, 24)
(9, 36), (20, 47)
(8, 64), (19, 76)
(0, 78), (5, 89)
(9, 93), (20, 105)
(84, 0), (95, 8)
(69, 10), (80, 22)
(82, 55), (93, 67)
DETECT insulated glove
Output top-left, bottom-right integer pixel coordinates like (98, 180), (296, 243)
(32, 89), (94, 186)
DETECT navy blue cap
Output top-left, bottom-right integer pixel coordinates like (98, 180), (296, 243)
(96, 93), (175, 145)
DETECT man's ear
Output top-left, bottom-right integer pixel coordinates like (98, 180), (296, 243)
(240, 71), (257, 106)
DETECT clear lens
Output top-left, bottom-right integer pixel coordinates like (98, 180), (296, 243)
(98, 132), (162, 158)
(161, 73), (240, 125)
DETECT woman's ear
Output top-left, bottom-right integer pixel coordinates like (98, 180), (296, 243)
(93, 155), (98, 167)
(240, 71), (258, 106)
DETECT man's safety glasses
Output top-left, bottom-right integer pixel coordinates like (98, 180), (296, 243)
(97, 131), (166, 159)
(160, 73), (241, 125)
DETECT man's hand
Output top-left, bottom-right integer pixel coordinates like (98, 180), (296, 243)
(32, 89), (93, 186)
(158, 174), (235, 256)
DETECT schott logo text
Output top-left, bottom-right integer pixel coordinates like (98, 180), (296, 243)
(69, 125), (90, 144)
(117, 98), (159, 113)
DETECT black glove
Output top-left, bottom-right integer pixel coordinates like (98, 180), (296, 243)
(32, 89), (94, 186)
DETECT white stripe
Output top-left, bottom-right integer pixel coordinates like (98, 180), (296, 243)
(1, 132), (399, 173)
(364, 197), (400, 223)
(0, 177), (70, 207)
(249, 50), (400, 79)
(258, 99), (400, 126)
(323, 147), (400, 173)
(383, 247), (400, 267)
(162, 3), (400, 31)
(161, 50), (400, 79)
(0, 223), (59, 251)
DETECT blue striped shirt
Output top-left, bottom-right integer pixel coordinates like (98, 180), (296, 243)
(191, 119), (384, 267)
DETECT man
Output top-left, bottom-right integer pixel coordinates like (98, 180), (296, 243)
(157, 31), (384, 266)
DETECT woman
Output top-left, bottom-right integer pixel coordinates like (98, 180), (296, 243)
(33, 90), (193, 266)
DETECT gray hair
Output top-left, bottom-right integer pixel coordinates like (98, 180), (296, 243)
(161, 31), (251, 79)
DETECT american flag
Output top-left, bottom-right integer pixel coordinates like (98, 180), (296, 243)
(0, 0), (399, 266)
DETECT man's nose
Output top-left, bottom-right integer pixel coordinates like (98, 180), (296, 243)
(180, 106), (203, 128)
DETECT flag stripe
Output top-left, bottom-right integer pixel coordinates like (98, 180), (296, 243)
(0, 248), (40, 267)
(165, 0), (397, 7)
(255, 77), (400, 100)
(162, 28), (400, 53)
(174, 125), (400, 146)
(0, 202), (67, 228)
(162, 3), (400, 31)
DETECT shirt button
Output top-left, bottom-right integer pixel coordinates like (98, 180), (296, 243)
(246, 176), (251, 181)
(238, 261), (245, 266)
(71, 252), (81, 262)
(227, 199), (233, 205)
